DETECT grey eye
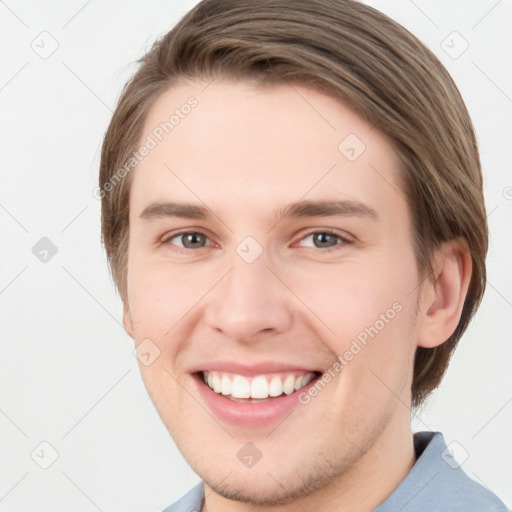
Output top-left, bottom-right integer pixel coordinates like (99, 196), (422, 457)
(169, 232), (208, 249)
(300, 232), (342, 249)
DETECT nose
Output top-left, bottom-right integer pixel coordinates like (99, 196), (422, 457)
(204, 248), (294, 343)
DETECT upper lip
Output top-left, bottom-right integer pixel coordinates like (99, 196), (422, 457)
(188, 360), (321, 377)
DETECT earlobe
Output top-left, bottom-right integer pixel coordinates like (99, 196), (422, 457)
(123, 307), (134, 338)
(417, 239), (472, 349)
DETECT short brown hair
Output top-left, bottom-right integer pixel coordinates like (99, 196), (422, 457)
(99, 0), (487, 409)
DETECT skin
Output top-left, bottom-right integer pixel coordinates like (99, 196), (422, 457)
(122, 79), (472, 511)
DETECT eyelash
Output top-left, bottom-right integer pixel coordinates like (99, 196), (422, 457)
(162, 229), (352, 253)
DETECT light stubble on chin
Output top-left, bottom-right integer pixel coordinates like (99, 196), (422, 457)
(204, 465), (341, 506)
(200, 420), (390, 507)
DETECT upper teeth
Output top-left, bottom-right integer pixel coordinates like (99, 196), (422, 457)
(203, 371), (316, 399)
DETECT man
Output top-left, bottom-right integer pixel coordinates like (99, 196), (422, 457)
(98, 0), (508, 510)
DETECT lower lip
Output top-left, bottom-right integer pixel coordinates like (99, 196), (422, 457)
(192, 373), (320, 428)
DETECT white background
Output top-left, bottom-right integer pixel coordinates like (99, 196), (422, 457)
(0, 0), (510, 510)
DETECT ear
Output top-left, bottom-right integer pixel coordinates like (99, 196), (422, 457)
(416, 239), (472, 349)
(123, 306), (134, 339)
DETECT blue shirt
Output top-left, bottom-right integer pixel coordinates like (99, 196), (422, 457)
(162, 431), (508, 511)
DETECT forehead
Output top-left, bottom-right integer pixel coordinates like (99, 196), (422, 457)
(130, 79), (404, 218)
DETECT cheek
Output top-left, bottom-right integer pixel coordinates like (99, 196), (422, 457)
(127, 259), (208, 340)
(287, 254), (420, 402)
(289, 257), (417, 341)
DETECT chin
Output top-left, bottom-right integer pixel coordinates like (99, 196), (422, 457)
(194, 449), (348, 507)
(210, 468), (341, 506)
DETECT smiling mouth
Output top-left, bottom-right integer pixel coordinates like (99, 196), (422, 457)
(197, 370), (321, 402)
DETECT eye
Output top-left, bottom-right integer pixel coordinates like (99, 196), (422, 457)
(162, 229), (351, 252)
(297, 230), (350, 250)
(164, 231), (212, 249)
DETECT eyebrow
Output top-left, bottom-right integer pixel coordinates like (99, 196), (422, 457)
(139, 199), (378, 222)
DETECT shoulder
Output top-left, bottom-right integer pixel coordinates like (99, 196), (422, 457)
(375, 432), (509, 512)
(160, 483), (204, 512)
(427, 460), (509, 511)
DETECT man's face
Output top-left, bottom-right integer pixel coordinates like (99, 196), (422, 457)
(124, 79), (422, 504)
